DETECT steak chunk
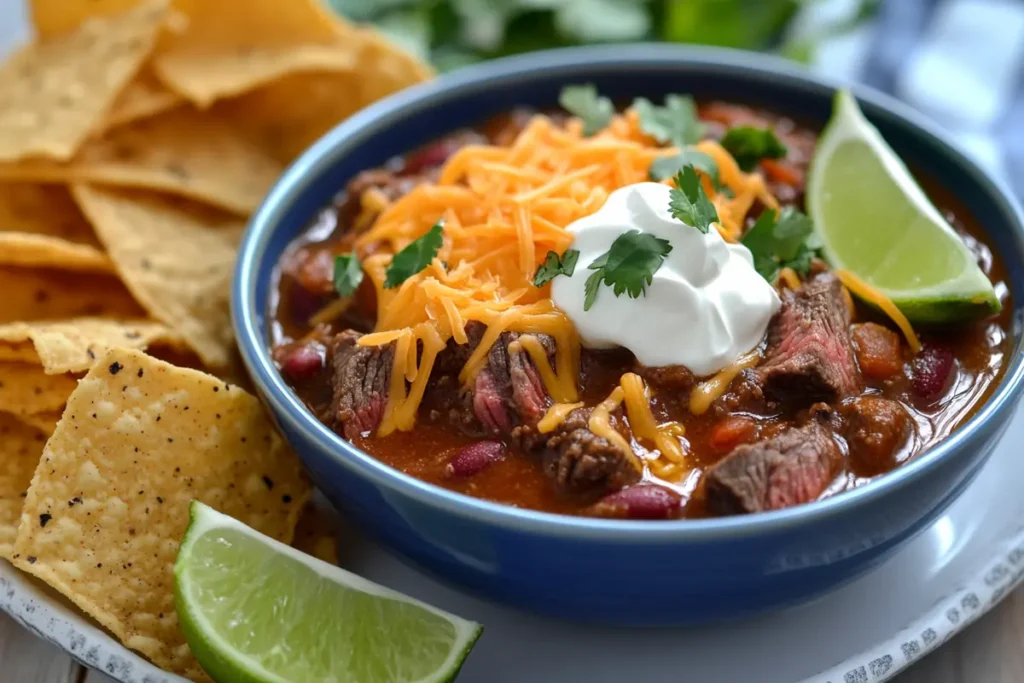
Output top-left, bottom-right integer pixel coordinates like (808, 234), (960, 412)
(760, 274), (861, 407)
(515, 408), (642, 496)
(464, 326), (552, 434)
(326, 330), (394, 439)
(704, 421), (840, 515)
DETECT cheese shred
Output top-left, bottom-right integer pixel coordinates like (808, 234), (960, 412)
(351, 110), (775, 434)
(834, 269), (922, 352)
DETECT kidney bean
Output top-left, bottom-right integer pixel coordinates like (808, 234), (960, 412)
(446, 441), (505, 478)
(278, 342), (324, 381)
(588, 485), (682, 520)
(911, 344), (955, 401)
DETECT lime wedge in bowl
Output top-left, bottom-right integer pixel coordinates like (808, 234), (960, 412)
(807, 89), (1000, 322)
(175, 502), (482, 683)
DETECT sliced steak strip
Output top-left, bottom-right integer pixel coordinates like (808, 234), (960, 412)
(704, 421), (841, 515)
(760, 273), (861, 407)
(459, 324), (552, 434)
(326, 330), (394, 439)
(515, 408), (642, 496)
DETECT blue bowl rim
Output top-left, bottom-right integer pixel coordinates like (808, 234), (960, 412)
(234, 44), (1024, 542)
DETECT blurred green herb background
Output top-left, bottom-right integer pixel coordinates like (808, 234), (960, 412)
(329, 0), (880, 71)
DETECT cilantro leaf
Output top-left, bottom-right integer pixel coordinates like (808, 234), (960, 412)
(383, 220), (444, 289)
(582, 230), (672, 311)
(648, 149), (719, 183)
(633, 94), (705, 147)
(332, 253), (363, 297)
(533, 248), (579, 287)
(559, 84), (614, 137)
(741, 207), (818, 282)
(741, 209), (782, 281)
(771, 206), (813, 260)
(720, 126), (788, 171)
(668, 166), (719, 234)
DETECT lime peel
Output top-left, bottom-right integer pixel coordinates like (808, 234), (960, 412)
(175, 502), (482, 683)
(807, 89), (999, 323)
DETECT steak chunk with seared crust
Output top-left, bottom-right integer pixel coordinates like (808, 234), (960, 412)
(459, 324), (551, 434)
(514, 408), (642, 496)
(326, 330), (394, 439)
(704, 421), (841, 515)
(760, 274), (861, 407)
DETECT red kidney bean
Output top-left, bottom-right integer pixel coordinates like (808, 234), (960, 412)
(446, 441), (505, 478)
(403, 140), (460, 175)
(278, 343), (324, 381)
(911, 344), (955, 401)
(588, 485), (682, 520)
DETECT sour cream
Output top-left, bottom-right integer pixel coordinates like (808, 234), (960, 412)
(551, 182), (781, 376)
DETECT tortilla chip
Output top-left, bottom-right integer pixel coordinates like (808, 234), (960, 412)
(12, 348), (309, 679)
(72, 185), (241, 368)
(101, 68), (184, 131)
(30, 0), (144, 40)
(0, 362), (79, 415)
(292, 502), (338, 564)
(0, 0), (169, 162)
(0, 183), (111, 271)
(213, 31), (432, 163)
(16, 411), (62, 437)
(353, 27), (434, 105)
(0, 265), (146, 324)
(0, 183), (101, 246)
(0, 319), (185, 375)
(0, 107), (284, 216)
(152, 0), (359, 106)
(213, 69), (366, 164)
(0, 413), (48, 559)
(0, 234), (112, 273)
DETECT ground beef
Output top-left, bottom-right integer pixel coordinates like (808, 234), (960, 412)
(840, 396), (912, 475)
(325, 330), (394, 439)
(514, 408), (641, 496)
(759, 273), (861, 407)
(633, 363), (695, 393)
(704, 420), (841, 515)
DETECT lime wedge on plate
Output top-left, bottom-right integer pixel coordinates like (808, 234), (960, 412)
(175, 502), (482, 683)
(807, 89), (999, 322)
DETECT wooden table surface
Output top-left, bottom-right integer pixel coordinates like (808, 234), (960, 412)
(2, 587), (1023, 683)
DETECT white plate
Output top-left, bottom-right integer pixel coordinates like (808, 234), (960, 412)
(4, 402), (1024, 683)
(4, 4), (1024, 682)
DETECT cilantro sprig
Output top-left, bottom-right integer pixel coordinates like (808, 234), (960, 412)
(383, 220), (444, 289)
(720, 126), (788, 171)
(649, 149), (718, 183)
(583, 231), (672, 311)
(332, 253), (363, 297)
(533, 248), (579, 287)
(668, 166), (719, 234)
(559, 84), (613, 137)
(632, 94), (706, 148)
(741, 207), (817, 282)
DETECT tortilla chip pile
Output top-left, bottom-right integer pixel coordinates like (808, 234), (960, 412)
(0, 0), (432, 679)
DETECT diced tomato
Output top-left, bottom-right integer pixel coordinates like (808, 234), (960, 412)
(852, 323), (904, 380)
(761, 158), (803, 187)
(709, 415), (756, 452)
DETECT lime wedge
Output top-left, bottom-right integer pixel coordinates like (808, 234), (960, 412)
(175, 502), (482, 683)
(807, 89), (999, 322)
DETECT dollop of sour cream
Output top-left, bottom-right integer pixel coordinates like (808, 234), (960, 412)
(551, 182), (781, 376)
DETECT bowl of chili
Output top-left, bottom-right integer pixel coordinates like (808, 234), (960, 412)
(233, 45), (1024, 624)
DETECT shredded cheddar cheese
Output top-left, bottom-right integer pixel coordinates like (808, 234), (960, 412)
(588, 386), (636, 463)
(689, 350), (762, 416)
(352, 111), (776, 434)
(538, 401), (584, 433)
(834, 269), (922, 352)
(779, 267), (802, 290)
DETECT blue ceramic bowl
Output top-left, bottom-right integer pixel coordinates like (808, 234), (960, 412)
(234, 45), (1024, 625)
